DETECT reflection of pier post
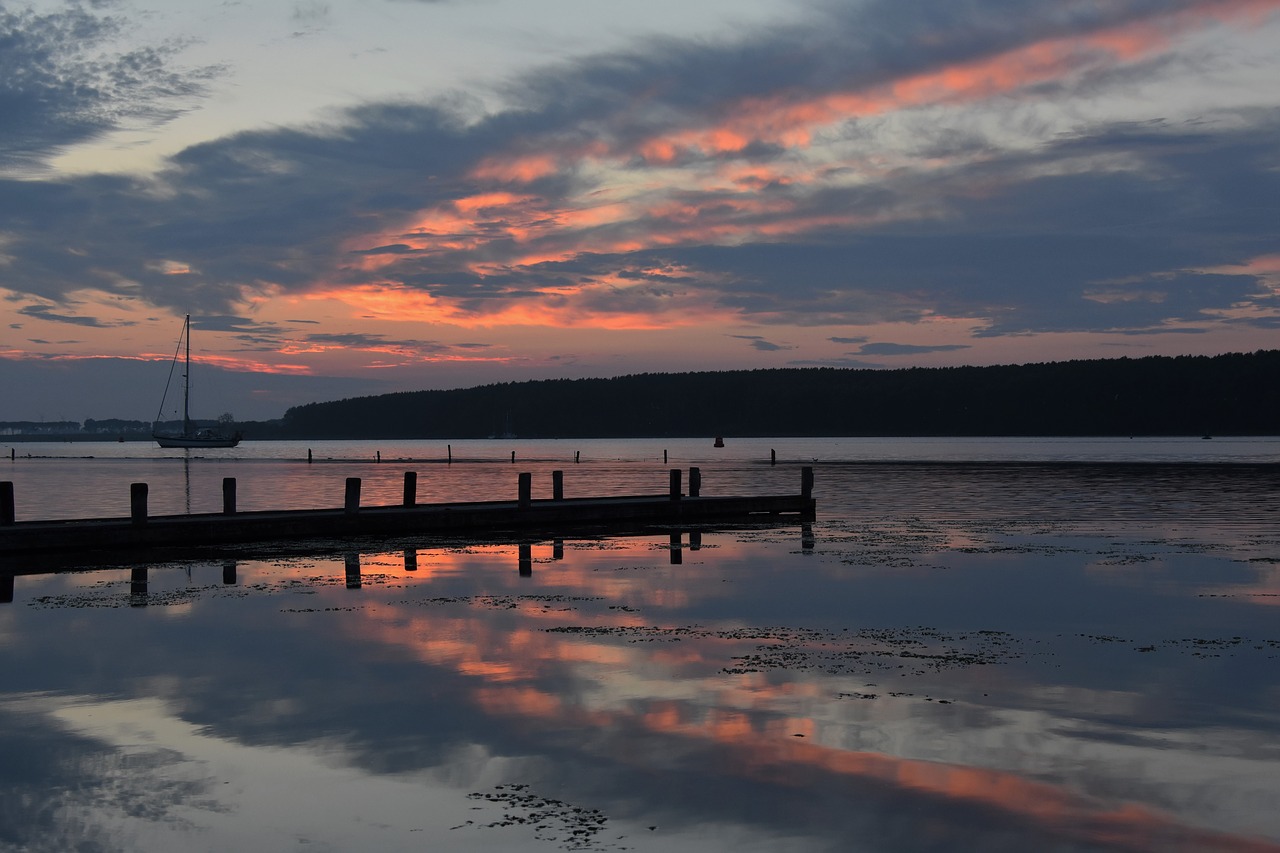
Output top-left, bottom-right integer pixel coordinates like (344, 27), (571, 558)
(222, 560), (238, 585)
(802, 523), (815, 553)
(404, 548), (418, 572)
(345, 553), (361, 589)
(669, 532), (682, 565)
(519, 543), (532, 577)
(130, 567), (148, 604)
(552, 539), (564, 560)
(1, 573), (13, 604)
(689, 531), (702, 551)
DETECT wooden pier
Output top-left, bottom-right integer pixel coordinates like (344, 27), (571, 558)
(0, 467), (815, 557)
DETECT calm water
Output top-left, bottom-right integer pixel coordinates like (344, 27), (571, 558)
(3, 437), (1279, 851)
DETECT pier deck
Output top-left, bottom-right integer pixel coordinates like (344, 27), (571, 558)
(0, 468), (816, 557)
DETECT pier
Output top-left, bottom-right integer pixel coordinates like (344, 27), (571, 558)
(0, 467), (815, 557)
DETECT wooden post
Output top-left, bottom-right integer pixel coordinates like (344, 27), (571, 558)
(0, 481), (13, 526)
(0, 573), (13, 604)
(689, 467), (701, 497)
(376, 451), (381, 463)
(669, 469), (681, 501)
(130, 483), (148, 526)
(518, 472), (532, 508)
(511, 450), (516, 464)
(404, 548), (418, 572)
(771, 448), (776, 466)
(553, 539), (564, 560)
(307, 448), (312, 463)
(345, 553), (361, 589)
(222, 477), (237, 514)
(448, 444), (452, 463)
(664, 449), (668, 464)
(344, 477), (361, 515)
(519, 543), (532, 577)
(801, 466), (814, 500)
(669, 532), (683, 565)
(403, 471), (417, 507)
(575, 450), (580, 463)
(222, 560), (237, 585)
(552, 470), (564, 501)
(689, 531), (702, 551)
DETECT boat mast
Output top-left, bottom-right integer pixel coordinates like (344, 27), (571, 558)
(183, 314), (191, 435)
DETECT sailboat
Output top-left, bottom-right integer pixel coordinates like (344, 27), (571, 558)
(152, 315), (242, 448)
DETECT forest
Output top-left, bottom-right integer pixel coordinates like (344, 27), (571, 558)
(267, 350), (1280, 439)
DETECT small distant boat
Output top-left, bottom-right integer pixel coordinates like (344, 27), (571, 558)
(152, 315), (241, 448)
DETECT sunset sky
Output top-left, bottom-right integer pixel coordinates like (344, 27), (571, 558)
(2, 0), (1279, 422)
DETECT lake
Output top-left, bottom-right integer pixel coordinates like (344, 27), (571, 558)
(2, 437), (1279, 851)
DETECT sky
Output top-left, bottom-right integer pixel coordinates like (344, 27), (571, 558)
(2, 0), (1279, 423)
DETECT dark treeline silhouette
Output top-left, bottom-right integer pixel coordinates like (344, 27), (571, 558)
(272, 350), (1280, 439)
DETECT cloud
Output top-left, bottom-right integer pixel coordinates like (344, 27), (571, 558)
(855, 343), (973, 356)
(16, 304), (136, 328)
(730, 334), (794, 352)
(0, 0), (1276, 343)
(0, 4), (222, 173)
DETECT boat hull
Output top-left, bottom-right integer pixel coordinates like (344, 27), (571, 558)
(154, 433), (240, 448)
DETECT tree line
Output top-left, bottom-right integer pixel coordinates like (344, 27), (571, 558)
(269, 350), (1280, 439)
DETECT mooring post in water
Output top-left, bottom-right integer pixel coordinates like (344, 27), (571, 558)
(669, 532), (683, 565)
(376, 451), (381, 463)
(519, 542), (533, 577)
(447, 444), (452, 464)
(669, 468), (682, 501)
(518, 472), (532, 508)
(553, 539), (564, 560)
(344, 477), (361, 515)
(552, 470), (564, 500)
(575, 450), (580, 463)
(403, 471), (417, 507)
(404, 548), (418, 572)
(1, 481), (14, 526)
(222, 477), (237, 514)
(689, 467), (701, 498)
(1, 573), (13, 604)
(511, 450), (516, 464)
(307, 448), (312, 463)
(222, 560), (237, 585)
(801, 466), (814, 500)
(130, 483), (148, 526)
(690, 531), (702, 551)
(771, 448), (776, 466)
(664, 449), (668, 464)
(345, 553), (361, 589)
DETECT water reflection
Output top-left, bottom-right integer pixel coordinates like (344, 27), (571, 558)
(2, 516), (1279, 851)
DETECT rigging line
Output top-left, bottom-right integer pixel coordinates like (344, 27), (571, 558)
(154, 319), (186, 423)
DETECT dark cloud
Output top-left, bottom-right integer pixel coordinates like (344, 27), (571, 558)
(730, 334), (793, 352)
(16, 304), (135, 328)
(856, 343), (972, 356)
(0, 4), (222, 173)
